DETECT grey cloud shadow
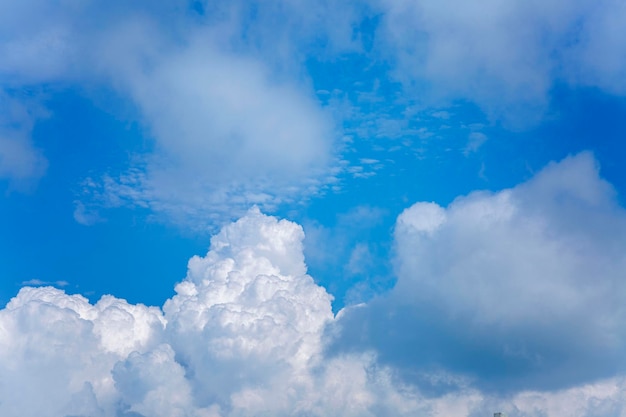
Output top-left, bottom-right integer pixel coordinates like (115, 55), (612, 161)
(325, 294), (626, 396)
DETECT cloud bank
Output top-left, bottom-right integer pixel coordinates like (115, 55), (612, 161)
(0, 208), (418, 416)
(3, 154), (626, 416)
(334, 152), (626, 394)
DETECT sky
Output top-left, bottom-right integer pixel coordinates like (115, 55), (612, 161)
(1, 1), (626, 416)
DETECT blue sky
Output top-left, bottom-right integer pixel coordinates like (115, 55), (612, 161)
(2, 1), (626, 416)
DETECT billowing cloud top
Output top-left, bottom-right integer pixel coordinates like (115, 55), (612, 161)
(0, 209), (417, 417)
(2, 1), (626, 414)
(332, 152), (626, 408)
(4, 157), (626, 416)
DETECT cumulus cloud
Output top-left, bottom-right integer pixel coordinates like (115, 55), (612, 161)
(161, 208), (335, 407)
(333, 152), (626, 392)
(0, 209), (421, 416)
(2, 201), (626, 416)
(0, 286), (165, 416)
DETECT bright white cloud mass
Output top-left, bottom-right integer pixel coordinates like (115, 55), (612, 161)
(335, 153), (626, 393)
(2, 0), (626, 416)
(3, 155), (626, 416)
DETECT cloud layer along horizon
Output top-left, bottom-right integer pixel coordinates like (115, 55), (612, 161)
(2, 153), (626, 417)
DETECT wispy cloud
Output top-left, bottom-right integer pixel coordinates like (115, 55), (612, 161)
(0, 1), (342, 223)
(0, 92), (47, 188)
(3, 0), (626, 217)
(376, 0), (626, 125)
(20, 278), (69, 287)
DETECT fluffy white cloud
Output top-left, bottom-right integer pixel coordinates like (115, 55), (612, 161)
(0, 209), (422, 416)
(161, 207), (335, 408)
(0, 286), (165, 416)
(2, 203), (626, 416)
(333, 152), (626, 392)
(395, 152), (626, 335)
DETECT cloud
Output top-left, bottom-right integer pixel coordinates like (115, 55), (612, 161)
(73, 201), (104, 226)
(0, 1), (341, 222)
(463, 132), (488, 156)
(3, 0), (626, 218)
(375, 0), (626, 124)
(20, 279), (69, 287)
(0, 286), (165, 416)
(0, 209), (421, 416)
(94, 30), (335, 225)
(0, 92), (47, 187)
(161, 207), (335, 406)
(89, 11), (344, 225)
(3, 203), (626, 416)
(333, 152), (626, 392)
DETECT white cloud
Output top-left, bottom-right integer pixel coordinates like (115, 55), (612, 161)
(0, 209), (421, 416)
(161, 207), (335, 405)
(3, 204), (626, 416)
(563, 0), (626, 95)
(346, 243), (374, 276)
(394, 152), (626, 332)
(94, 30), (335, 225)
(0, 131), (46, 184)
(332, 152), (626, 392)
(73, 200), (104, 226)
(0, 1), (341, 220)
(375, 0), (626, 124)
(20, 278), (68, 287)
(0, 286), (165, 416)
